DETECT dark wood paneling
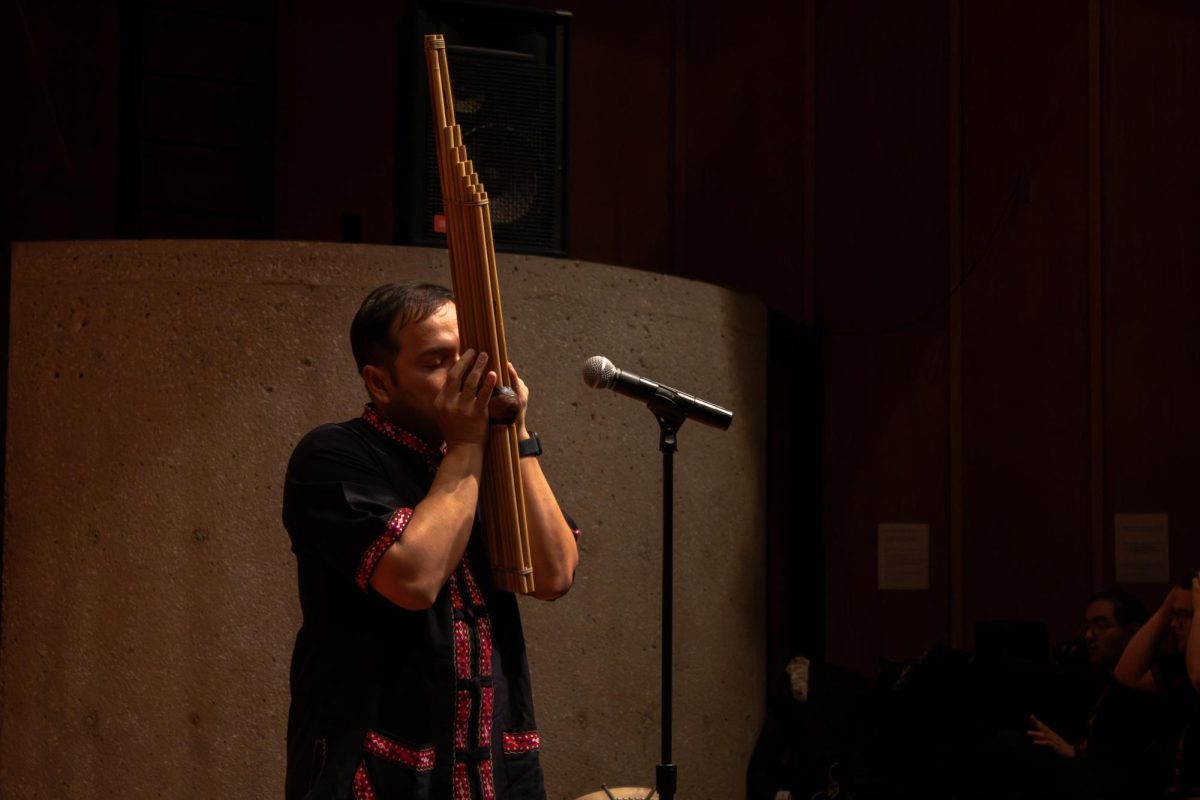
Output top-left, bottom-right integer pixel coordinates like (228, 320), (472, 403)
(1, 0), (120, 241)
(817, 0), (951, 677)
(681, 1), (807, 319)
(816, 1), (950, 337)
(273, 0), (402, 242)
(1103, 0), (1200, 593)
(141, 141), (271, 217)
(142, 4), (275, 81)
(823, 325), (950, 672)
(961, 1), (1092, 647)
(559, 0), (673, 273)
(142, 75), (271, 148)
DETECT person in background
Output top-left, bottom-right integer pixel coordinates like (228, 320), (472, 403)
(1027, 590), (1148, 758)
(1113, 573), (1200, 798)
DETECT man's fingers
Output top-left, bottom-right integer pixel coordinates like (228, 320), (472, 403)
(474, 371), (498, 405)
(506, 361), (529, 400)
(462, 350), (489, 393)
(448, 349), (477, 384)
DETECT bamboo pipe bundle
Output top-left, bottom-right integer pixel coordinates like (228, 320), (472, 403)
(424, 34), (535, 594)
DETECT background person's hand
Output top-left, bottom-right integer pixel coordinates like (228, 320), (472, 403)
(1027, 715), (1075, 759)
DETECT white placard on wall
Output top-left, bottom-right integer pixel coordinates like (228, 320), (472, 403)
(878, 523), (930, 591)
(1114, 513), (1169, 583)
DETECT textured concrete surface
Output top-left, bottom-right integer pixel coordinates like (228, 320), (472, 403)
(2, 240), (766, 799)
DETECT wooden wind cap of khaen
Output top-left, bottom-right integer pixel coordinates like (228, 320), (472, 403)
(423, 33), (536, 595)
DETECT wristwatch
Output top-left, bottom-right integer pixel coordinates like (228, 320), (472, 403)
(518, 431), (542, 458)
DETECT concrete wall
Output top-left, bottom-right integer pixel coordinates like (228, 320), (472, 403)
(2, 240), (766, 799)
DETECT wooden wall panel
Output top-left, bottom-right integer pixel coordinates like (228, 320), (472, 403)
(816, 0), (950, 336)
(824, 327), (950, 673)
(681, 0), (807, 320)
(817, 0), (951, 676)
(1, 0), (120, 241)
(1103, 0), (1200, 590)
(961, 1), (1092, 646)
(273, 0), (401, 243)
(560, 0), (674, 273)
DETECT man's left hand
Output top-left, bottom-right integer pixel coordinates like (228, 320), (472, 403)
(507, 362), (530, 438)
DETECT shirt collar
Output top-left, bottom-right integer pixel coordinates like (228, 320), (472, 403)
(361, 404), (445, 470)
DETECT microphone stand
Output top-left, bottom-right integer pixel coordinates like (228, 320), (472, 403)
(646, 393), (688, 800)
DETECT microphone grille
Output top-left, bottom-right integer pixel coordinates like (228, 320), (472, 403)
(582, 355), (616, 389)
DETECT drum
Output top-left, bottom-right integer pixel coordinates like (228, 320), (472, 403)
(572, 788), (658, 800)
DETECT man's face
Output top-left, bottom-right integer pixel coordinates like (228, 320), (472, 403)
(1170, 586), (1194, 652)
(372, 302), (460, 442)
(1082, 599), (1133, 671)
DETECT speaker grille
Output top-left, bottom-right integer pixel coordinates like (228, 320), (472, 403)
(422, 54), (562, 253)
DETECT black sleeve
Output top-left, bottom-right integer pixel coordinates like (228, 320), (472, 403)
(282, 424), (418, 590)
(563, 511), (582, 541)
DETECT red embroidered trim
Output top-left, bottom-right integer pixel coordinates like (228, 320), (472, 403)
(462, 558), (485, 606)
(454, 620), (471, 679)
(363, 730), (436, 771)
(479, 758), (496, 800)
(502, 731), (541, 754)
(455, 690), (471, 750)
(354, 761), (378, 800)
(453, 762), (471, 800)
(362, 404), (443, 470)
(479, 686), (494, 748)
(355, 507), (413, 590)
(477, 614), (493, 677)
(449, 572), (465, 609)
(449, 556), (496, 799)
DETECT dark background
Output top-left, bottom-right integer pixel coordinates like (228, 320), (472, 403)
(3, 0), (1198, 684)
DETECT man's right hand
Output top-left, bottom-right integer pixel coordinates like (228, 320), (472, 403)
(434, 349), (497, 448)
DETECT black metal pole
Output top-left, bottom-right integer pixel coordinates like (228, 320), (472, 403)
(650, 398), (684, 800)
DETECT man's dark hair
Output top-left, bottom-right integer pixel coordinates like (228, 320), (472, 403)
(350, 281), (454, 372)
(1087, 589), (1149, 629)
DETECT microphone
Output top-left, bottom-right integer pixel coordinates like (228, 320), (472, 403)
(582, 355), (734, 430)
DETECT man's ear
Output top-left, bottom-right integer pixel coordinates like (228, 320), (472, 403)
(362, 364), (391, 406)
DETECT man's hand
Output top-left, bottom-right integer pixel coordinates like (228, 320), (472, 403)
(434, 349), (497, 448)
(507, 362), (530, 438)
(1027, 715), (1075, 759)
(502, 360), (578, 600)
(1162, 587), (1177, 614)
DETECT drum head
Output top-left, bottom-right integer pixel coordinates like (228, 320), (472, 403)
(572, 788), (658, 800)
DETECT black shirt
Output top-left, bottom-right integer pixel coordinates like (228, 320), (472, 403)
(282, 406), (548, 800)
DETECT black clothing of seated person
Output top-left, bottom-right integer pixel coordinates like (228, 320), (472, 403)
(746, 656), (872, 800)
(977, 592), (1156, 800)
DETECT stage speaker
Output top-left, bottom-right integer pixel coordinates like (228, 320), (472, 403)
(398, 1), (570, 256)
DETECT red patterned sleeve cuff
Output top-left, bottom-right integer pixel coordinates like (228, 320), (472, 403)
(355, 508), (414, 591)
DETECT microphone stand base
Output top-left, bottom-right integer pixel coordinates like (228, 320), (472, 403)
(655, 763), (677, 800)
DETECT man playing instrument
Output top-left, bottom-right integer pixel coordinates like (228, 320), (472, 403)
(282, 281), (579, 800)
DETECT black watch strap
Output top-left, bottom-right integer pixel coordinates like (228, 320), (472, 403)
(518, 431), (542, 458)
